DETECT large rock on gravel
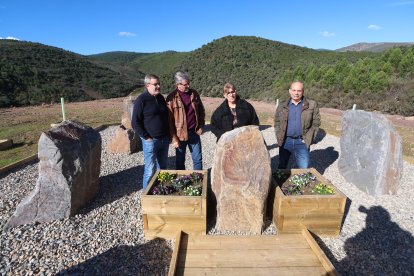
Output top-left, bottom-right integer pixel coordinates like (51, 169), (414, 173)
(211, 126), (271, 234)
(338, 110), (403, 195)
(5, 120), (102, 229)
(107, 125), (141, 154)
(121, 97), (135, 129)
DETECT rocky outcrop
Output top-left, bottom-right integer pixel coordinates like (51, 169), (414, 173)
(338, 110), (403, 195)
(5, 120), (101, 229)
(211, 126), (271, 234)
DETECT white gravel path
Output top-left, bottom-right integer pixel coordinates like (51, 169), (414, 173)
(1, 125), (413, 275)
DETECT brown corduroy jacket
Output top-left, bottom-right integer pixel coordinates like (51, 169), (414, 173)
(166, 89), (205, 143)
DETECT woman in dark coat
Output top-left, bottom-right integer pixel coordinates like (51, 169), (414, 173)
(210, 82), (259, 141)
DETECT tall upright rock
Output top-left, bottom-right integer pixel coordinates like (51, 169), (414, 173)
(107, 96), (141, 154)
(338, 110), (403, 195)
(211, 126), (271, 234)
(5, 120), (102, 229)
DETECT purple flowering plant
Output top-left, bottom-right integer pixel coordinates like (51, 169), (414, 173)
(273, 170), (334, 196)
(151, 171), (203, 196)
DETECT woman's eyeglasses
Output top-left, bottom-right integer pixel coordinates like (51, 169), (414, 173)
(226, 90), (236, 95)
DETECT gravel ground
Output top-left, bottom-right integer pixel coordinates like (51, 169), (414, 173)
(1, 125), (414, 275)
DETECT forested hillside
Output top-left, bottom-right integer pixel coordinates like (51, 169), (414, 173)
(0, 40), (143, 107)
(274, 45), (414, 115)
(2, 36), (414, 115)
(174, 36), (376, 100)
(116, 36), (413, 115)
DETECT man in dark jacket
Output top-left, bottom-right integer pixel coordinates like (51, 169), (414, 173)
(211, 82), (259, 141)
(274, 81), (320, 169)
(131, 74), (170, 189)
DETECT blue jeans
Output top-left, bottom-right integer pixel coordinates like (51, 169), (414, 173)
(176, 130), (203, 170)
(278, 137), (310, 169)
(141, 136), (169, 190)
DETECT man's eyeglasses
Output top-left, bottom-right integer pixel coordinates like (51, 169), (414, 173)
(149, 83), (160, 87)
(178, 82), (190, 87)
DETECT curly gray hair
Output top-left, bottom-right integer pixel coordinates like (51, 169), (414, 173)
(174, 71), (190, 85)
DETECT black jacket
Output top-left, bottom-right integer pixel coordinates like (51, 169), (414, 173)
(131, 91), (170, 139)
(210, 96), (259, 141)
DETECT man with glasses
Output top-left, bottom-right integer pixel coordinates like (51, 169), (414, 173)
(131, 74), (170, 189)
(166, 71), (205, 170)
(274, 81), (320, 169)
(211, 82), (259, 141)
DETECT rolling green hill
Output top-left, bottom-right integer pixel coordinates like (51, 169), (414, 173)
(174, 36), (377, 100)
(0, 40), (143, 107)
(2, 36), (414, 115)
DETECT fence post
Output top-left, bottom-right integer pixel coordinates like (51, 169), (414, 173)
(61, 97), (66, 121)
(352, 104), (356, 110)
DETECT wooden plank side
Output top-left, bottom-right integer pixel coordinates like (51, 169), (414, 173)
(179, 234), (310, 250)
(147, 215), (205, 233)
(178, 248), (321, 268)
(144, 227), (204, 240)
(141, 196), (203, 215)
(147, 214), (205, 226)
(280, 215), (344, 228)
(175, 267), (328, 276)
(168, 231), (182, 276)
(280, 198), (346, 210)
(302, 229), (337, 276)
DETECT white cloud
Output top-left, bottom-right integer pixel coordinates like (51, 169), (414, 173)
(368, 24), (382, 30)
(118, 31), (136, 37)
(319, 31), (335, 37)
(0, 36), (20, 40)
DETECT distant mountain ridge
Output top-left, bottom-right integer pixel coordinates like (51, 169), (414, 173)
(337, 42), (414, 52)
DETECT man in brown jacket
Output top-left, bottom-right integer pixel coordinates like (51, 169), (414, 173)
(274, 81), (320, 169)
(166, 71), (205, 170)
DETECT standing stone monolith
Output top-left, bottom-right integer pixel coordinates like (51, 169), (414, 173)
(211, 126), (271, 234)
(107, 96), (141, 154)
(338, 110), (403, 195)
(5, 120), (101, 229)
(121, 97), (134, 130)
(107, 125), (140, 154)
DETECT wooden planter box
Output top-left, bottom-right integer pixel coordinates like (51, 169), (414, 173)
(271, 168), (347, 236)
(168, 230), (337, 276)
(141, 170), (207, 239)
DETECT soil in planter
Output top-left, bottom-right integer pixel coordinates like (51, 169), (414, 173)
(150, 172), (204, 196)
(272, 170), (334, 196)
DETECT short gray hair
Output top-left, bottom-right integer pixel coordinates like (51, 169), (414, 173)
(174, 71), (190, 84)
(144, 74), (159, 85)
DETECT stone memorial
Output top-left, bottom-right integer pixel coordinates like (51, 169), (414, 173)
(5, 120), (102, 229)
(338, 110), (403, 195)
(211, 125), (271, 234)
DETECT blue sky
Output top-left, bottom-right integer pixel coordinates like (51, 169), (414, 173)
(1, 0), (413, 55)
